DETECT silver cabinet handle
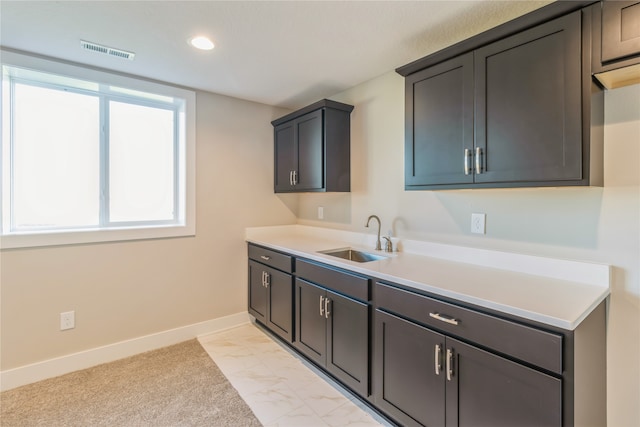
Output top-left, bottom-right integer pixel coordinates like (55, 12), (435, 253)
(264, 272), (270, 287)
(260, 255), (270, 261)
(289, 171), (293, 186)
(293, 170), (298, 185)
(261, 271), (266, 287)
(464, 148), (472, 175)
(324, 297), (330, 319)
(475, 147), (482, 174)
(434, 344), (442, 375)
(446, 348), (454, 381)
(429, 312), (459, 325)
(319, 295), (324, 317)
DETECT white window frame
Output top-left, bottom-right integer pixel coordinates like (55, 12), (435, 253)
(0, 50), (196, 249)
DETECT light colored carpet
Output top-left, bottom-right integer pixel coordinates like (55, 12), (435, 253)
(0, 339), (262, 426)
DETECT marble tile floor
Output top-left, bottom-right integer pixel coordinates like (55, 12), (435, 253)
(199, 322), (393, 427)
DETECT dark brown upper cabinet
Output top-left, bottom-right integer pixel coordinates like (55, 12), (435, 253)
(398, 2), (604, 191)
(405, 53), (474, 187)
(592, 1), (640, 89)
(602, 0), (640, 62)
(272, 99), (353, 193)
(474, 12), (583, 185)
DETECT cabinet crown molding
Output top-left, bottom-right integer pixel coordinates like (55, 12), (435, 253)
(271, 98), (354, 127)
(396, 1), (595, 77)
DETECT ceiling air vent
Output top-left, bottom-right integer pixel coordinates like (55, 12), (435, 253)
(80, 40), (135, 61)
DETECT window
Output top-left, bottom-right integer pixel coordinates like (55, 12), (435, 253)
(1, 51), (195, 249)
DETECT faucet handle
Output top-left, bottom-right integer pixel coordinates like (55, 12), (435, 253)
(382, 236), (393, 253)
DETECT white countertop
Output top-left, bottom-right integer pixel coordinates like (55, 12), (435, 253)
(246, 225), (610, 330)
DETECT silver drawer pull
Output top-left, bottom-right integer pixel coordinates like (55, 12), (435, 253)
(464, 148), (472, 175)
(260, 255), (270, 261)
(475, 147), (482, 174)
(429, 312), (459, 326)
(434, 344), (442, 375)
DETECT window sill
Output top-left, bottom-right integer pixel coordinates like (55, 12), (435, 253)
(1, 223), (195, 249)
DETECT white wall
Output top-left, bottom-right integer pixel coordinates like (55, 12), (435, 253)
(0, 87), (297, 370)
(297, 72), (640, 426)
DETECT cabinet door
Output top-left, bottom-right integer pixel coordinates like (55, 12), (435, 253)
(248, 260), (267, 323)
(446, 337), (562, 427)
(295, 278), (327, 366)
(295, 109), (324, 191)
(326, 289), (369, 397)
(475, 11), (582, 184)
(602, 1), (640, 63)
(266, 267), (293, 342)
(405, 53), (474, 188)
(374, 310), (446, 427)
(274, 121), (296, 192)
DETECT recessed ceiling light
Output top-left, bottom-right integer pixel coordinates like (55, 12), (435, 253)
(189, 36), (214, 51)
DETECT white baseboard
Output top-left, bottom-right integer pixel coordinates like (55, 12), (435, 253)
(0, 311), (250, 392)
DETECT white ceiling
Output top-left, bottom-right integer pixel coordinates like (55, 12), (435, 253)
(0, 1), (551, 109)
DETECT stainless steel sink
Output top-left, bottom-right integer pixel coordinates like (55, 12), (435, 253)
(319, 248), (387, 263)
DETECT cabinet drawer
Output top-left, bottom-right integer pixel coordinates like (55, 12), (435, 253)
(296, 259), (369, 302)
(248, 244), (293, 273)
(375, 282), (563, 374)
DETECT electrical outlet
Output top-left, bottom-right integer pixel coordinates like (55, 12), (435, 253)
(318, 206), (324, 220)
(60, 311), (75, 331)
(471, 213), (486, 234)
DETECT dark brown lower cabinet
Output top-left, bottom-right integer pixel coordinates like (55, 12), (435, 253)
(448, 338), (562, 427)
(375, 310), (445, 426)
(375, 310), (562, 427)
(295, 278), (369, 397)
(248, 248), (605, 427)
(248, 259), (293, 342)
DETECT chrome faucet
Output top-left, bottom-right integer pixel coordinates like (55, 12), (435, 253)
(365, 215), (382, 251)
